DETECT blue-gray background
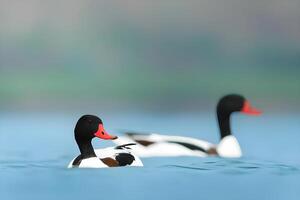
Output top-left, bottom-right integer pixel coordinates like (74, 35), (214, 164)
(0, 1), (300, 200)
(0, 0), (299, 112)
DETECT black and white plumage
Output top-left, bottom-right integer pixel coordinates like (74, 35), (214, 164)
(68, 115), (143, 168)
(114, 94), (262, 158)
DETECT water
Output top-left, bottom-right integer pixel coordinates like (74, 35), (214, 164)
(0, 112), (299, 200)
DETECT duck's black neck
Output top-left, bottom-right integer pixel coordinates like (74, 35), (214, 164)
(217, 111), (232, 139)
(76, 139), (96, 159)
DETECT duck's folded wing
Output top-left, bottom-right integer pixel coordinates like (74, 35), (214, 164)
(120, 131), (214, 151)
(124, 132), (161, 146)
(114, 143), (137, 150)
(94, 147), (143, 167)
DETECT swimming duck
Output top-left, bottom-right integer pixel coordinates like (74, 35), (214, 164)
(68, 115), (143, 168)
(114, 94), (262, 158)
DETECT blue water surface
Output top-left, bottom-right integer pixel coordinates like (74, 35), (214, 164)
(0, 111), (299, 200)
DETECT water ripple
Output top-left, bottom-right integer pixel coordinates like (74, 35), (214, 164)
(161, 158), (300, 175)
(0, 159), (66, 170)
(1, 157), (299, 176)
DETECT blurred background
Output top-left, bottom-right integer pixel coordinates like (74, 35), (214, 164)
(1, 0), (299, 113)
(1, 2), (300, 200)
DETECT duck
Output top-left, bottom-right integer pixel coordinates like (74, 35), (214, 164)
(113, 94), (262, 158)
(68, 115), (143, 168)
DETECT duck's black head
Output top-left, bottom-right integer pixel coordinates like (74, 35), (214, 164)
(217, 94), (262, 139)
(217, 94), (262, 116)
(75, 115), (117, 144)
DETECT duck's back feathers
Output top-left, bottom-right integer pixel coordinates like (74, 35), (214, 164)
(95, 146), (143, 167)
(68, 145), (143, 168)
(113, 132), (215, 157)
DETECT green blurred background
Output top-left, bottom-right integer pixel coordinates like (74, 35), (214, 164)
(1, 1), (299, 112)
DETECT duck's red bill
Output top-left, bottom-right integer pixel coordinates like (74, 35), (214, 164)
(94, 124), (118, 140)
(241, 101), (262, 116)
